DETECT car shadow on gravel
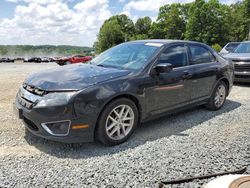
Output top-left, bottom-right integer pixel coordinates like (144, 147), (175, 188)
(24, 99), (241, 159)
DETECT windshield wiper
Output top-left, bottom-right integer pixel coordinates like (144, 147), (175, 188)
(96, 64), (116, 68)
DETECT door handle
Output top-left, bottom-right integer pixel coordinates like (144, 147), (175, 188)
(182, 71), (192, 79)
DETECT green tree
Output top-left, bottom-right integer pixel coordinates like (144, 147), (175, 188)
(115, 14), (135, 39)
(135, 17), (152, 35)
(95, 14), (135, 53)
(0, 47), (7, 56)
(185, 0), (229, 46)
(130, 17), (152, 40)
(211, 43), (222, 52)
(243, 0), (250, 40)
(95, 19), (124, 53)
(226, 2), (246, 41)
(150, 4), (186, 40)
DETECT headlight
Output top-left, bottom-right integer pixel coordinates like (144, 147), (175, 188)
(35, 92), (77, 107)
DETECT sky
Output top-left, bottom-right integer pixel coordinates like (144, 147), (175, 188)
(0, 0), (241, 47)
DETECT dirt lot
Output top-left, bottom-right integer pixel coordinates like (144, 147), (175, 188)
(0, 63), (249, 187)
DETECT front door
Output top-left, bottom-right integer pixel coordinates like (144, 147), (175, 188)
(146, 44), (193, 115)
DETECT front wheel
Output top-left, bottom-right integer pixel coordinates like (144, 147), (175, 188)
(96, 98), (139, 146)
(206, 81), (228, 111)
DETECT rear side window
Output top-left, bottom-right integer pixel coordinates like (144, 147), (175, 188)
(158, 45), (188, 68)
(190, 45), (216, 65)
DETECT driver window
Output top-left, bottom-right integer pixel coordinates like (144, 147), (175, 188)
(158, 45), (188, 68)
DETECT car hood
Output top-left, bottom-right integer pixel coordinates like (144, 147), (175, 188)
(223, 53), (250, 60)
(24, 64), (131, 91)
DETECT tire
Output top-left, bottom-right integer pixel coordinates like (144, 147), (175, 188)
(206, 81), (228, 111)
(96, 98), (139, 146)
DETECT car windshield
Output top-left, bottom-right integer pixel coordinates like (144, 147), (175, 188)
(234, 42), (250, 53)
(227, 43), (239, 48)
(90, 43), (160, 71)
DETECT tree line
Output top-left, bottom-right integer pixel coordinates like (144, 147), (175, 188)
(94, 0), (250, 53)
(0, 45), (93, 57)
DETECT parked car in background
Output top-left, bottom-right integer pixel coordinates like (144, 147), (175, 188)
(27, 57), (42, 63)
(41, 57), (48, 62)
(55, 55), (92, 66)
(69, 55), (92, 64)
(0, 58), (7, 63)
(223, 41), (250, 82)
(220, 42), (240, 55)
(41, 57), (52, 62)
(14, 40), (234, 146)
(1, 57), (53, 63)
(0, 57), (14, 63)
(53, 56), (68, 65)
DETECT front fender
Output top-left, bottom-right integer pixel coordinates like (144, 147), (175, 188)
(73, 79), (145, 128)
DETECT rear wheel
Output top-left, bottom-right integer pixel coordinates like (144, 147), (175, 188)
(96, 98), (138, 146)
(206, 81), (227, 111)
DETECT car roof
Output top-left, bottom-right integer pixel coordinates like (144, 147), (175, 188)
(128, 39), (206, 46)
(241, 41), (250, 43)
(227, 42), (241, 44)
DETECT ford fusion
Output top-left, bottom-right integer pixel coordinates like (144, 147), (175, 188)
(223, 41), (250, 83)
(14, 40), (234, 146)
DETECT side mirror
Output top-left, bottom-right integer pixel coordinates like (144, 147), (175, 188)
(154, 63), (173, 74)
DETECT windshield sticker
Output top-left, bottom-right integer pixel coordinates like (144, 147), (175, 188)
(145, 43), (163, 47)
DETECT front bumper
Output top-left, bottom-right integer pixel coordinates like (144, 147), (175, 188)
(234, 71), (250, 83)
(14, 96), (96, 143)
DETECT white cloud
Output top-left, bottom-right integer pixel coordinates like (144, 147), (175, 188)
(1, 0), (240, 46)
(0, 0), (112, 46)
(5, 0), (68, 4)
(124, 0), (241, 13)
(124, 0), (193, 13)
(220, 0), (241, 4)
(122, 0), (239, 22)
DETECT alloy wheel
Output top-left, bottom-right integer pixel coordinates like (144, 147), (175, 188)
(214, 84), (226, 108)
(105, 105), (135, 140)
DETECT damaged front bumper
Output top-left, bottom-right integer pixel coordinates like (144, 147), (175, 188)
(14, 86), (96, 143)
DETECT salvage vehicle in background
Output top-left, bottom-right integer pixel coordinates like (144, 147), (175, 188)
(41, 57), (54, 63)
(27, 57), (42, 63)
(14, 40), (234, 146)
(0, 57), (14, 63)
(220, 42), (240, 55)
(55, 55), (92, 65)
(223, 41), (250, 83)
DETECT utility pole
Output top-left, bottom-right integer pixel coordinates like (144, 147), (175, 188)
(248, 28), (250, 41)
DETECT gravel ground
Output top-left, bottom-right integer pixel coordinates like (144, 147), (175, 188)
(0, 63), (249, 188)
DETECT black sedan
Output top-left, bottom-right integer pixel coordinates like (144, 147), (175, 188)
(14, 40), (234, 146)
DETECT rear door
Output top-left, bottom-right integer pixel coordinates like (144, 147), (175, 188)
(188, 44), (220, 101)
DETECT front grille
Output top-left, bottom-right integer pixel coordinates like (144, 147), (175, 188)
(235, 75), (250, 78)
(234, 63), (250, 72)
(23, 117), (39, 131)
(18, 85), (43, 110)
(232, 59), (250, 63)
(17, 96), (33, 109)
